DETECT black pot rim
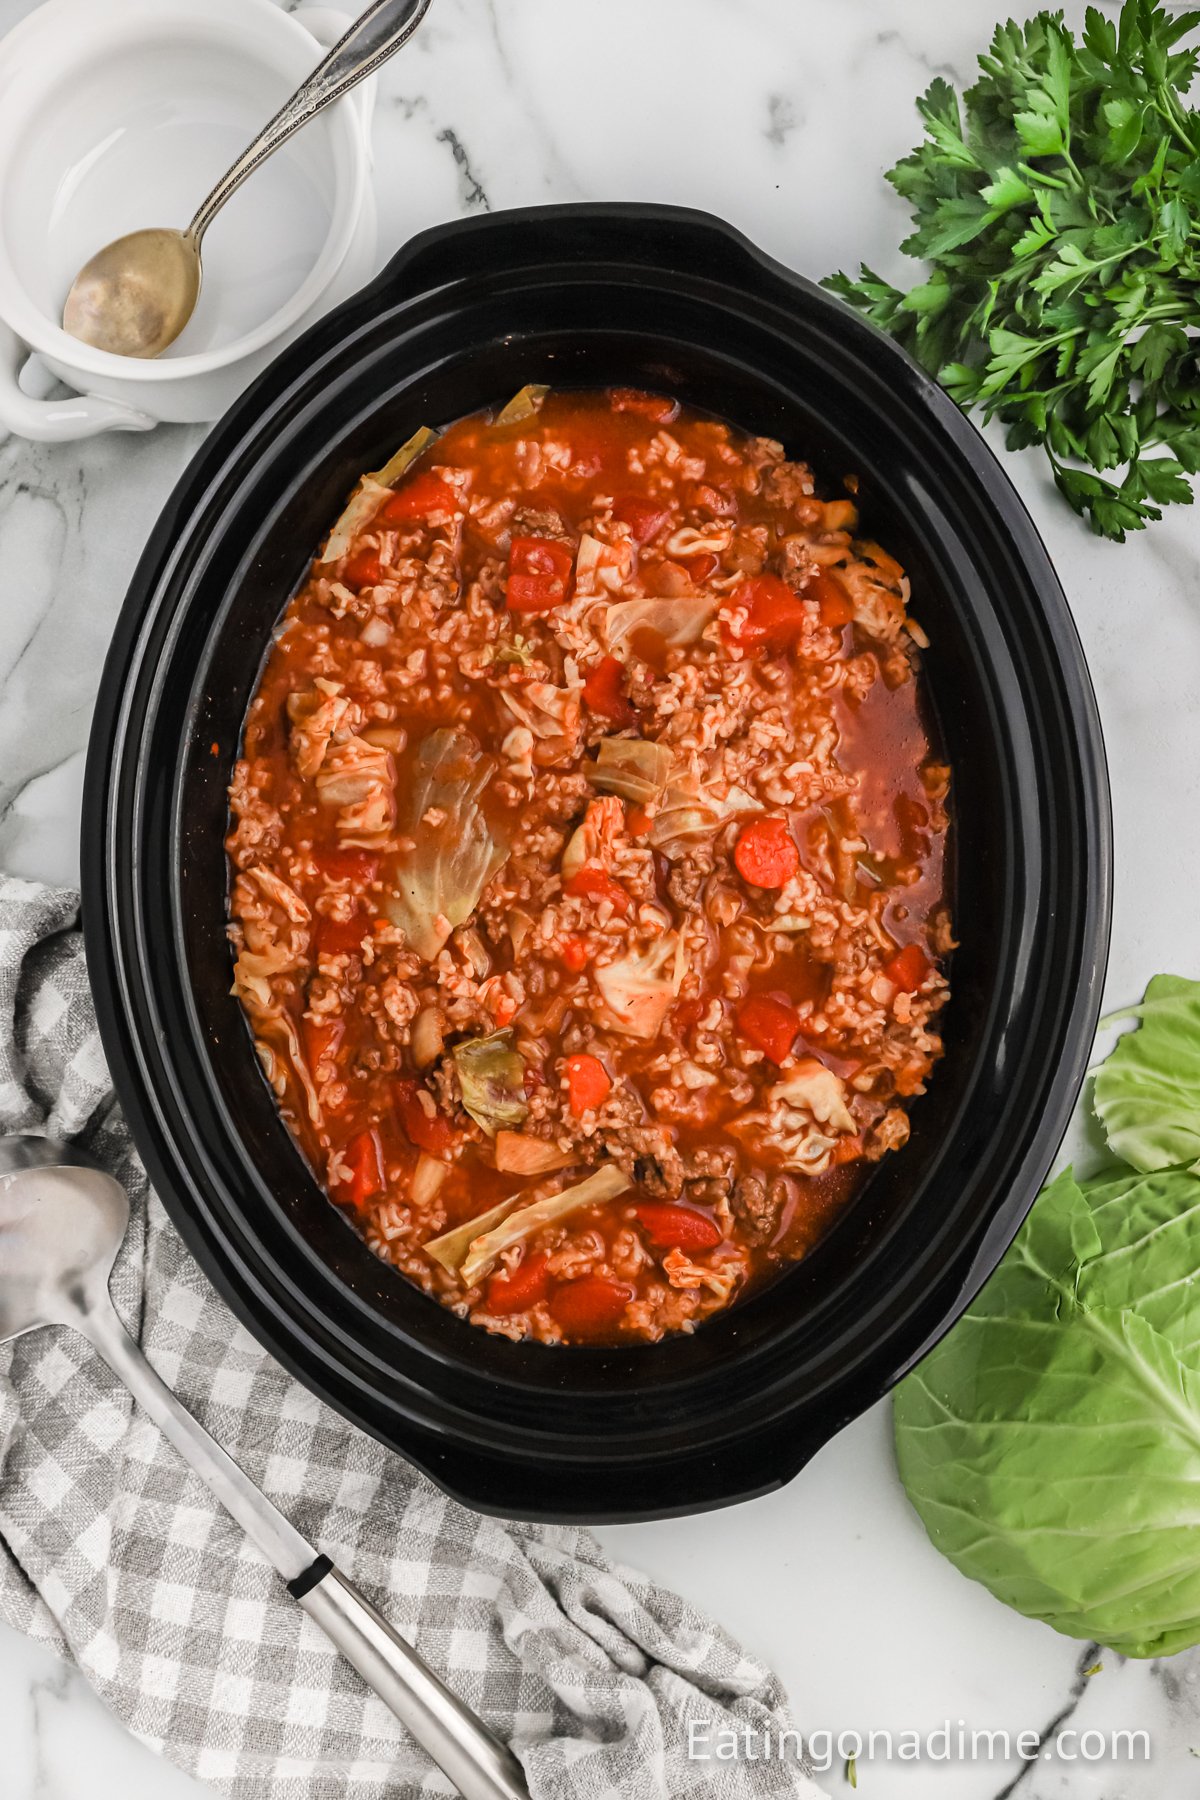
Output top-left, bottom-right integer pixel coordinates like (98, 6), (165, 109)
(81, 202), (1112, 1522)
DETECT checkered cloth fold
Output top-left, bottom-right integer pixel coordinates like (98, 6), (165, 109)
(0, 877), (823, 1800)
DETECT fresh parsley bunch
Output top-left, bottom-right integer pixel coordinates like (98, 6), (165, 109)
(826, 2), (1200, 540)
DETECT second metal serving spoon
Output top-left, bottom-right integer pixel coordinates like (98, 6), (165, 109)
(62, 0), (434, 359)
(0, 1136), (528, 1800)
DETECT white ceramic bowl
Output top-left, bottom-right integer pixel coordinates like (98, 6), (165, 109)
(0, 0), (378, 439)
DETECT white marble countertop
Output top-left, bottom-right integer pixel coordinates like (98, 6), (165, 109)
(2, 0), (1199, 1795)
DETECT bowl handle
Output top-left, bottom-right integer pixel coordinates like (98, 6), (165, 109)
(0, 321), (155, 443)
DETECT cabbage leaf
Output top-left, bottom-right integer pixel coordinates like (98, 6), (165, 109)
(373, 425), (439, 488)
(422, 1163), (629, 1286)
(648, 774), (759, 854)
(319, 426), (438, 565)
(459, 1165), (630, 1287)
(595, 933), (686, 1039)
(383, 729), (507, 960)
(604, 594), (716, 652)
(1093, 974), (1200, 1173)
(423, 1193), (524, 1277)
(452, 1030), (529, 1136)
(895, 1163), (1200, 1658)
(588, 738), (673, 805)
(494, 384), (549, 426)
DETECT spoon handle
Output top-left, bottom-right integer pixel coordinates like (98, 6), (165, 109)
(188, 0), (435, 245)
(82, 1303), (528, 1800)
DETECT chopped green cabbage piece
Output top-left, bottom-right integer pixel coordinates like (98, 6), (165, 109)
(452, 1030), (529, 1136)
(383, 729), (507, 961)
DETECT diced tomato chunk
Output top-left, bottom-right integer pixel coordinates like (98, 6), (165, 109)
(314, 848), (379, 884)
(485, 1253), (551, 1315)
(683, 551), (719, 583)
(671, 997), (705, 1033)
(581, 654), (635, 727)
(882, 942), (932, 993)
(506, 536), (574, 613)
(721, 575), (810, 653)
(561, 937), (589, 973)
(316, 909), (368, 957)
(832, 1134), (865, 1166)
(612, 494), (670, 544)
(550, 1275), (635, 1337)
(378, 472), (456, 524)
(634, 1201), (723, 1251)
(342, 1128), (384, 1209)
(342, 547), (383, 590)
(395, 1079), (457, 1158)
(734, 817), (800, 890)
(807, 570), (854, 628)
(608, 389), (678, 423)
(735, 993), (800, 1064)
(564, 1052), (612, 1116)
(303, 1015), (345, 1077)
(564, 867), (630, 916)
(625, 804), (652, 839)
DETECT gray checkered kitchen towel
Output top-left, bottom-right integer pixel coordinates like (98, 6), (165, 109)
(0, 876), (824, 1800)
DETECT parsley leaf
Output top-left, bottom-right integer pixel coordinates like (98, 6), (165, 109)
(826, 0), (1200, 540)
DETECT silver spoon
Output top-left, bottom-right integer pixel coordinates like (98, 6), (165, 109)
(0, 1136), (528, 1800)
(62, 0), (434, 359)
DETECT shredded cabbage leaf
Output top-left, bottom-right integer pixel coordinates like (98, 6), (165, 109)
(318, 426), (438, 566)
(574, 534), (633, 598)
(452, 1030), (529, 1136)
(562, 797), (624, 880)
(459, 1165), (630, 1287)
(604, 594), (717, 652)
(494, 1131), (576, 1175)
(494, 384), (549, 426)
(595, 933), (686, 1039)
(423, 1193), (525, 1276)
(383, 729), (507, 961)
(373, 425), (439, 488)
(649, 774), (760, 854)
(319, 480), (389, 568)
(589, 738), (673, 805)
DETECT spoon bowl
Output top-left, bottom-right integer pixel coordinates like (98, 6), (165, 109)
(62, 229), (201, 359)
(0, 1137), (129, 1342)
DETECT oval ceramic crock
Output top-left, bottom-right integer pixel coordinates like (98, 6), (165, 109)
(82, 204), (1111, 1522)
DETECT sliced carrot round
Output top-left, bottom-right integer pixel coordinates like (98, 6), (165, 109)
(341, 1128), (384, 1209)
(734, 817), (800, 890)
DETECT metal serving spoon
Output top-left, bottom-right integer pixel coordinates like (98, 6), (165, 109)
(61, 0), (434, 359)
(0, 1137), (528, 1800)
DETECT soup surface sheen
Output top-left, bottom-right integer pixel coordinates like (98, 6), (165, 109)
(226, 387), (952, 1345)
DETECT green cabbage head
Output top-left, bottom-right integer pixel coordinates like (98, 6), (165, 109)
(895, 1163), (1200, 1657)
